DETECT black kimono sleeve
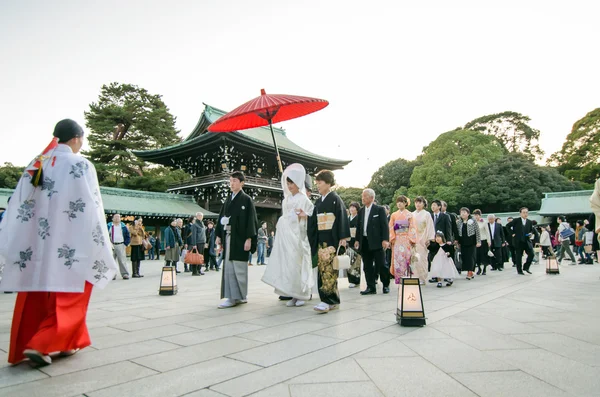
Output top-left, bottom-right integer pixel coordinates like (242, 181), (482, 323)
(333, 193), (351, 243)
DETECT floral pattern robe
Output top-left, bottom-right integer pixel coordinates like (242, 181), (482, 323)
(389, 209), (416, 283)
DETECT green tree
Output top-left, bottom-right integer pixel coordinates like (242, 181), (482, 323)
(0, 162), (25, 189)
(334, 186), (363, 208)
(459, 153), (580, 212)
(83, 82), (183, 186)
(548, 108), (600, 185)
(407, 129), (506, 209)
(464, 111), (543, 160)
(368, 158), (418, 208)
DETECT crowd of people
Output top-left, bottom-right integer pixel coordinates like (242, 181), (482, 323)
(220, 167), (599, 313)
(106, 213), (221, 278)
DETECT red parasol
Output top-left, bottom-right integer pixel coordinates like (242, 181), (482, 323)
(208, 89), (329, 172)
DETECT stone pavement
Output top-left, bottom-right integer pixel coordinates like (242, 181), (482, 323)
(0, 259), (599, 397)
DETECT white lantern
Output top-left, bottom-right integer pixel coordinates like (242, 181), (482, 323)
(397, 278), (426, 326)
(159, 266), (178, 295)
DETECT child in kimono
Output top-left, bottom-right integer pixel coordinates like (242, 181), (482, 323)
(429, 231), (459, 287)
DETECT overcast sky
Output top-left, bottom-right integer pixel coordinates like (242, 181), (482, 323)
(1, 0), (598, 187)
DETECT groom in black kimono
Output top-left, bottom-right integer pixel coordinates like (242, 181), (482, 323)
(215, 171), (258, 308)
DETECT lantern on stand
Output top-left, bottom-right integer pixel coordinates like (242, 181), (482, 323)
(546, 256), (560, 274)
(397, 278), (426, 326)
(159, 266), (178, 295)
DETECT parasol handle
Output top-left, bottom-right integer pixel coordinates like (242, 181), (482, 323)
(268, 120), (284, 173)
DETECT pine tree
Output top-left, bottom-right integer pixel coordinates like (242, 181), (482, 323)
(83, 82), (182, 186)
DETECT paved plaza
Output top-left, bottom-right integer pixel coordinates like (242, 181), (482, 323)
(0, 259), (599, 397)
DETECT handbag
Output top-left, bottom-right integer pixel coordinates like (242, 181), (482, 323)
(533, 244), (541, 253)
(584, 245), (593, 254)
(184, 247), (204, 265)
(142, 239), (152, 250)
(332, 245), (351, 270)
(559, 228), (575, 239)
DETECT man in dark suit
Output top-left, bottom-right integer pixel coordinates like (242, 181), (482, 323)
(355, 189), (390, 295)
(487, 214), (505, 271)
(441, 201), (459, 243)
(442, 201), (460, 273)
(505, 216), (516, 266)
(507, 208), (535, 275)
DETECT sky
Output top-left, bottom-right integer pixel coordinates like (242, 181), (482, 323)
(1, 0), (599, 187)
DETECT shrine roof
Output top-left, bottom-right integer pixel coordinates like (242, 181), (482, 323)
(133, 104), (350, 169)
(0, 187), (217, 218)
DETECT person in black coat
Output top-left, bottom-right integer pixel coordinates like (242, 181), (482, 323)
(505, 217), (517, 266)
(507, 207), (536, 275)
(205, 221), (218, 271)
(428, 200), (453, 282)
(355, 189), (390, 295)
(215, 171), (259, 308)
(487, 214), (506, 270)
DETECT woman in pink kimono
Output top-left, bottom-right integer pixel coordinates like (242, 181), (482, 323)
(388, 195), (417, 283)
(412, 196), (435, 284)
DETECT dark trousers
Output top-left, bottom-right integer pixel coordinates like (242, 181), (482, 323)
(362, 238), (389, 290)
(490, 245), (503, 269)
(515, 241), (534, 273)
(155, 246), (160, 260)
(476, 240), (490, 270)
(508, 244), (517, 265)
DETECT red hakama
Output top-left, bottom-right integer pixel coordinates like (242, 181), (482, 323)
(8, 282), (93, 364)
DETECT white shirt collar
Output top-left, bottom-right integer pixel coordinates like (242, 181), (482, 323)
(55, 144), (73, 153)
(321, 191), (331, 201)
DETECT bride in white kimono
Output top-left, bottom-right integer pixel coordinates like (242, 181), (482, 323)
(262, 164), (314, 307)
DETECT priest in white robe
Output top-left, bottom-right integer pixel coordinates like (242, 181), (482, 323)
(262, 164), (315, 307)
(0, 119), (117, 366)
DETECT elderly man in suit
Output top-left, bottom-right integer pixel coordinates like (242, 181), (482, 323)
(507, 208), (536, 275)
(487, 214), (506, 271)
(355, 189), (390, 295)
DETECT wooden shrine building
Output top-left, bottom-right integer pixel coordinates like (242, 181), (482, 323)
(133, 104), (351, 227)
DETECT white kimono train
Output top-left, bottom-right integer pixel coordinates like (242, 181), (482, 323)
(0, 144), (117, 292)
(262, 164), (315, 300)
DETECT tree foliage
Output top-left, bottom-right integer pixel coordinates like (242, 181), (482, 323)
(83, 82), (183, 186)
(334, 186), (363, 208)
(407, 129), (506, 210)
(459, 153), (580, 213)
(0, 162), (25, 189)
(548, 108), (600, 185)
(368, 158), (417, 208)
(464, 111), (543, 160)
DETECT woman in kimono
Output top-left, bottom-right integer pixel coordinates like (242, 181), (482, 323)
(389, 195), (416, 283)
(430, 231), (460, 287)
(411, 196), (435, 284)
(308, 170), (350, 314)
(262, 164), (315, 307)
(0, 119), (117, 365)
(457, 208), (481, 280)
(347, 202), (361, 288)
